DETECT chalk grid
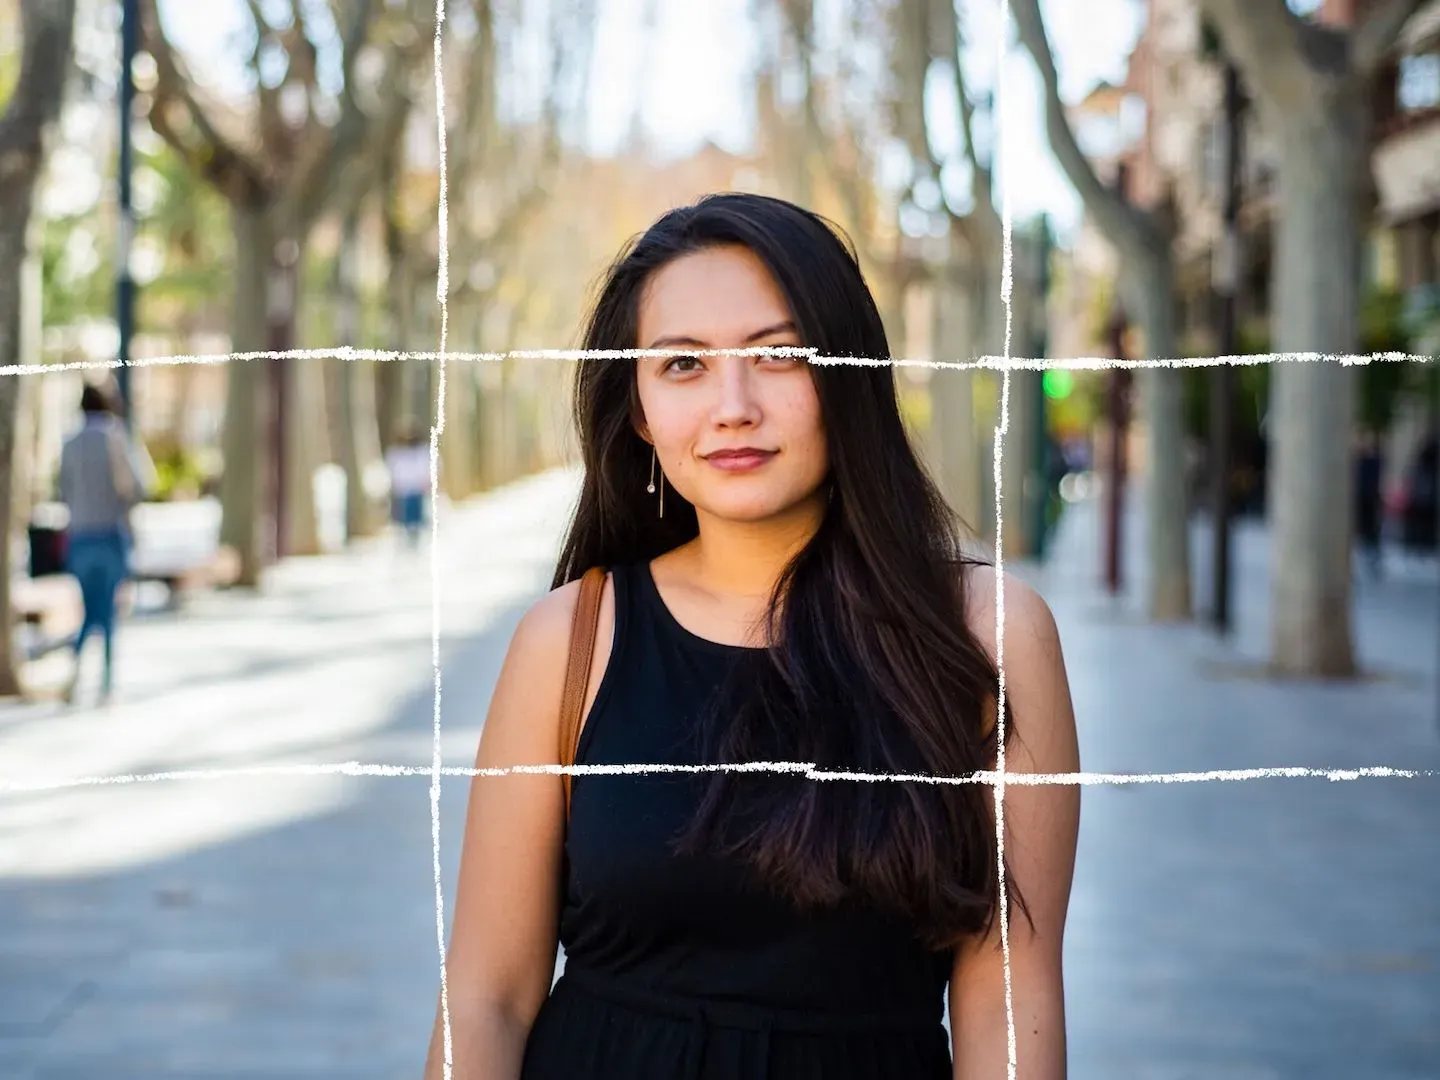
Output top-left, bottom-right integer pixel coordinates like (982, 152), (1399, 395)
(4, 0), (1436, 1076)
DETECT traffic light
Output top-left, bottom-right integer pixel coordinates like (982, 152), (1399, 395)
(1042, 369), (1074, 401)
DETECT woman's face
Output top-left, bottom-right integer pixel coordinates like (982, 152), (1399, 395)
(634, 244), (830, 526)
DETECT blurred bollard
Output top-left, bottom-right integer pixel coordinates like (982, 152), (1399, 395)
(313, 464), (348, 554)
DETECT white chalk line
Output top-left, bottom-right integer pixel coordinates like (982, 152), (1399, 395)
(1, 761), (1432, 794)
(993, 0), (1017, 1065)
(428, 2), (456, 1077)
(5, 347), (1432, 379)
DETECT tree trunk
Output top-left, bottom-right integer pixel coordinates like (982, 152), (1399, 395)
(0, 223), (30, 697)
(166, 356), (196, 450)
(440, 358), (476, 500)
(1125, 249), (1191, 621)
(283, 344), (325, 556)
(1268, 103), (1364, 676)
(219, 206), (270, 586)
(331, 210), (383, 539)
(0, 0), (78, 696)
(928, 282), (983, 532)
(1012, 0), (1190, 620)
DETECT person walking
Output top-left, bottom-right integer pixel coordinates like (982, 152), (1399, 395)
(384, 422), (430, 550)
(56, 383), (152, 704)
(425, 193), (1080, 1079)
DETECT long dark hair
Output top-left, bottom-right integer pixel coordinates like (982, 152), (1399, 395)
(552, 192), (1025, 950)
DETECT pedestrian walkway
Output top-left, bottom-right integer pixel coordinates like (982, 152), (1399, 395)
(0, 471), (576, 1079)
(1, 467), (1436, 1077)
(1033, 489), (1440, 1078)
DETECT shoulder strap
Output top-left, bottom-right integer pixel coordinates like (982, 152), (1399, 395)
(559, 566), (607, 820)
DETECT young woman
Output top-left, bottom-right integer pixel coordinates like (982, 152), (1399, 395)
(56, 382), (152, 705)
(425, 193), (1080, 1079)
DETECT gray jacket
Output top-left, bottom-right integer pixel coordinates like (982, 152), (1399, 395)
(57, 415), (153, 535)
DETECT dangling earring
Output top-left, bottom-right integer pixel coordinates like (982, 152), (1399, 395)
(647, 446), (664, 518)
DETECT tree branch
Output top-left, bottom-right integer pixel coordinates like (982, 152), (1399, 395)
(1197, 0), (1326, 112)
(241, 0), (290, 165)
(289, 0), (433, 230)
(1353, 0), (1426, 76)
(1010, 0), (1156, 255)
(138, 0), (268, 203)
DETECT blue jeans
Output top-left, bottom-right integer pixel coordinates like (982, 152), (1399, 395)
(66, 527), (129, 690)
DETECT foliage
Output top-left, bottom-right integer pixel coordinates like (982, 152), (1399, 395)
(146, 438), (212, 502)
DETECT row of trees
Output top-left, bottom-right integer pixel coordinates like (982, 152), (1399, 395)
(1013, 0), (1432, 678)
(3, 0), (1426, 695)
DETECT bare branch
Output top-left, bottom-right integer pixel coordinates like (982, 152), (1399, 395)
(1353, 0), (1427, 76)
(288, 1), (433, 229)
(137, 0), (268, 203)
(240, 0), (290, 165)
(1010, 0), (1156, 255)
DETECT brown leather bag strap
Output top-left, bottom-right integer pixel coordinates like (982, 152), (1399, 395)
(558, 566), (606, 820)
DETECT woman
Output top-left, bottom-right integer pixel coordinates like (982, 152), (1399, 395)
(425, 193), (1080, 1078)
(56, 382), (151, 704)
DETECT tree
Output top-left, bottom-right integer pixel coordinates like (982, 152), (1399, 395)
(0, 0), (78, 697)
(894, 0), (1010, 537)
(435, 0), (592, 501)
(1012, 0), (1192, 621)
(139, 0), (434, 582)
(1198, 0), (1426, 677)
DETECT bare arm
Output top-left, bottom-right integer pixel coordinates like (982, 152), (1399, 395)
(951, 573), (1080, 1078)
(422, 579), (592, 1080)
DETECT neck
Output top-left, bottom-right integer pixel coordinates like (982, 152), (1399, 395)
(684, 494), (827, 601)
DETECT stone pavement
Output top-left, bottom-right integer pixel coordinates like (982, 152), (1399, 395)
(0, 467), (1436, 1077)
(1030, 488), (1440, 1078)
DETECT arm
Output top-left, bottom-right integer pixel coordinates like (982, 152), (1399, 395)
(421, 581), (585, 1080)
(951, 573), (1080, 1078)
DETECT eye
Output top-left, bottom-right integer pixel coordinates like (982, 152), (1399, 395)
(661, 354), (703, 374)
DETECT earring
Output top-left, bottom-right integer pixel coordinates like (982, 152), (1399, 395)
(648, 447), (664, 518)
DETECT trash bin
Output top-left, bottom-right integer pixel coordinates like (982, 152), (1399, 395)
(29, 523), (68, 578)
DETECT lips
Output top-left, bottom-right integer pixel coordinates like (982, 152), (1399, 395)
(703, 449), (777, 471)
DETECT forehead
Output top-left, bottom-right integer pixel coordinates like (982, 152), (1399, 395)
(637, 245), (796, 348)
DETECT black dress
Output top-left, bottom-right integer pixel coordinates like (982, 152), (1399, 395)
(519, 561), (954, 1080)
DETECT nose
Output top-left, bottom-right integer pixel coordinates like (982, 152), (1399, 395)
(711, 356), (762, 428)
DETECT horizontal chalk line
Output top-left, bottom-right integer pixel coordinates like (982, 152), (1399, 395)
(3, 347), (1434, 379)
(1, 760), (1433, 794)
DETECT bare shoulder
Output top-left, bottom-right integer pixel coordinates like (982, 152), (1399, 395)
(480, 572), (615, 760)
(959, 562), (1062, 665)
(504, 574), (607, 688)
(479, 579), (588, 752)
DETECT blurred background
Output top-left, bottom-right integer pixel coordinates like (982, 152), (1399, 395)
(1, 0), (1438, 1076)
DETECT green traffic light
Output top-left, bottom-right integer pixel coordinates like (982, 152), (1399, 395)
(1042, 369), (1074, 400)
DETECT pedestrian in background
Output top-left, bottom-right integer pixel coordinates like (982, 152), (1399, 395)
(385, 422), (431, 549)
(56, 382), (153, 704)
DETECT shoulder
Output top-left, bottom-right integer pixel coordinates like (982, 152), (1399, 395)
(959, 561), (1062, 669)
(507, 570), (614, 679)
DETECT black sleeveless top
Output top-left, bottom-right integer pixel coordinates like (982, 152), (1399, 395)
(519, 561), (953, 1080)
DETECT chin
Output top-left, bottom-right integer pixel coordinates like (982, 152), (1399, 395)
(697, 488), (823, 525)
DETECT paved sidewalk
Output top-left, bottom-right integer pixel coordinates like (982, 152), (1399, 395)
(1, 467), (1436, 1077)
(1032, 491), (1440, 1078)
(0, 472), (577, 1079)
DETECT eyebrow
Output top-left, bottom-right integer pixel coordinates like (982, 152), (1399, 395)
(646, 320), (798, 351)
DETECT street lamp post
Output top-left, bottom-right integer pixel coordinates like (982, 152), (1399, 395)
(116, 0), (139, 432)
